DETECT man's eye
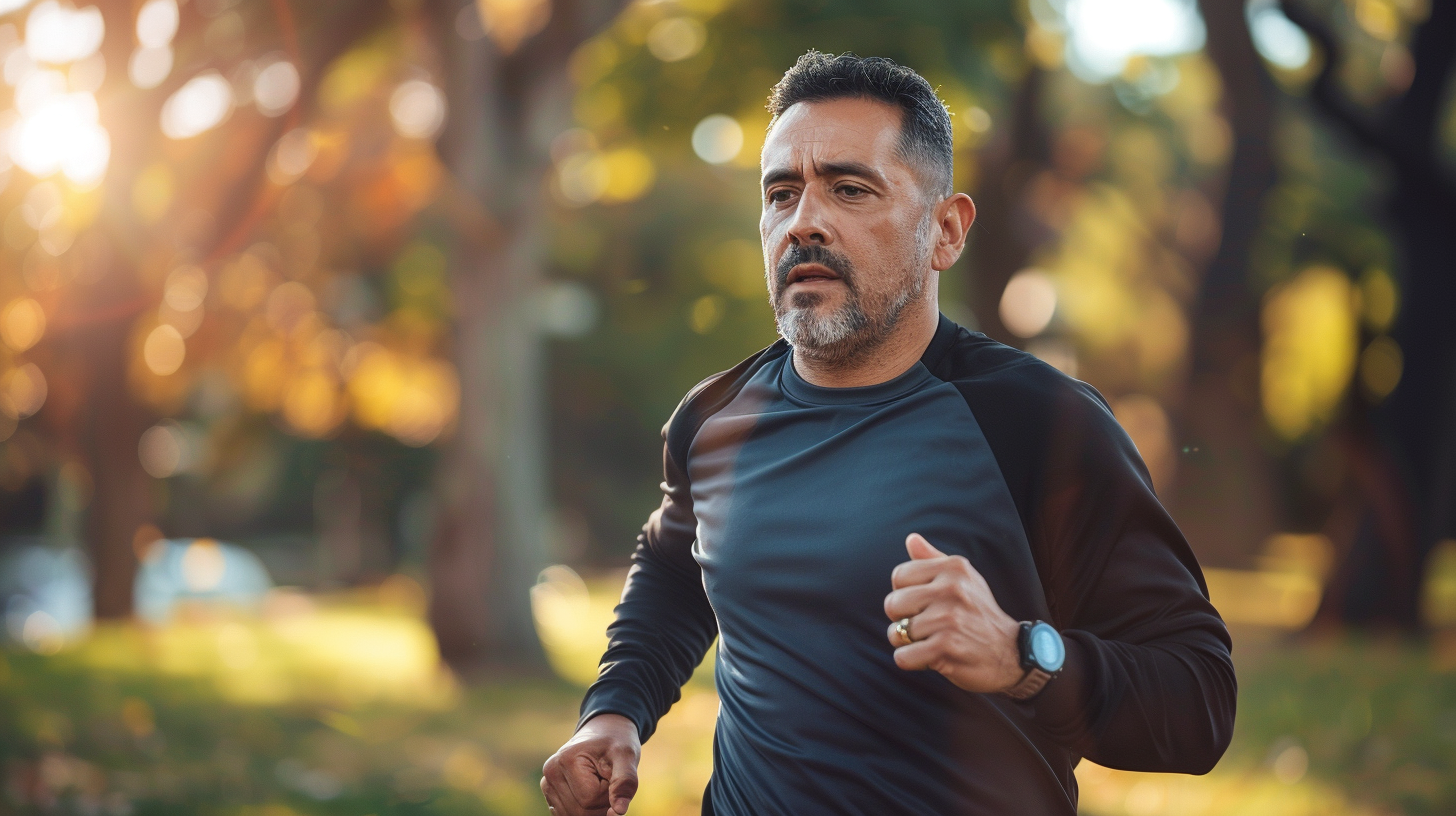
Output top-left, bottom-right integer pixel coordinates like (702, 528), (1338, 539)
(768, 189), (794, 203)
(837, 185), (865, 197)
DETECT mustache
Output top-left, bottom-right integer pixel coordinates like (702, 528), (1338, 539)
(773, 244), (856, 291)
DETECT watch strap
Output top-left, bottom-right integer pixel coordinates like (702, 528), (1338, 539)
(1003, 666), (1052, 700)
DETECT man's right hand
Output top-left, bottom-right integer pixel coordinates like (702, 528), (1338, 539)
(541, 713), (641, 816)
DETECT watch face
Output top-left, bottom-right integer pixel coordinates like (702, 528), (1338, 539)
(1030, 623), (1065, 672)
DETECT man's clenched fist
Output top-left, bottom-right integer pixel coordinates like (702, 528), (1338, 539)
(883, 533), (1024, 694)
(541, 713), (641, 816)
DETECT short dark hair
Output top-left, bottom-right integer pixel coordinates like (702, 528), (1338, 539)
(766, 51), (954, 198)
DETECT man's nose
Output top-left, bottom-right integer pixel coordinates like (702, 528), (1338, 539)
(785, 188), (833, 246)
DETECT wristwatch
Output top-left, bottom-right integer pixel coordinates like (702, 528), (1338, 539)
(1004, 620), (1065, 700)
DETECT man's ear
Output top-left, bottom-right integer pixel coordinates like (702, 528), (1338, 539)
(930, 193), (976, 272)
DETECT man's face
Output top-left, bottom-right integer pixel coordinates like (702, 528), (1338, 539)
(759, 96), (937, 364)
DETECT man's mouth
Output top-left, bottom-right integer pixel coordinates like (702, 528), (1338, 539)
(786, 264), (842, 285)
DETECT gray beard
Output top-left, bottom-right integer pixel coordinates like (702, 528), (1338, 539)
(774, 274), (922, 365)
(771, 219), (932, 366)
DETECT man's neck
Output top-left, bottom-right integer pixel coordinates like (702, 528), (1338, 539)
(792, 299), (940, 388)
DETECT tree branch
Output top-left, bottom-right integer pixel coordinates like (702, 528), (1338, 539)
(1278, 1), (1393, 153)
(1391, 0), (1456, 152)
(1280, 0), (1456, 196)
(1195, 0), (1278, 320)
(205, 1), (394, 262)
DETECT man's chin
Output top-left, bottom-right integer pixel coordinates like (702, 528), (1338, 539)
(777, 306), (870, 357)
(779, 305), (839, 334)
(781, 286), (843, 310)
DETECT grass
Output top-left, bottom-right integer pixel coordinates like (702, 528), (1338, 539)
(0, 588), (580, 816)
(1, 574), (1454, 815)
(1076, 630), (1456, 816)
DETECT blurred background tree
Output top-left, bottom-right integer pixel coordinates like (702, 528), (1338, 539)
(0, 0), (630, 675)
(1276, 0), (1456, 628)
(420, 0), (630, 674)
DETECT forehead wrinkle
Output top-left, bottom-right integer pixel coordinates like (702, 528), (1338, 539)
(760, 100), (920, 193)
(763, 111), (891, 157)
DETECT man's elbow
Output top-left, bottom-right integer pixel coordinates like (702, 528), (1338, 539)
(1177, 671), (1237, 775)
(1180, 724), (1232, 775)
(1132, 658), (1237, 775)
(1133, 713), (1232, 775)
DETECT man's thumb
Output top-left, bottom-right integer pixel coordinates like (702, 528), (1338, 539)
(607, 753), (638, 815)
(906, 533), (945, 560)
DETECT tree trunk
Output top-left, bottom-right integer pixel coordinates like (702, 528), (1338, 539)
(425, 0), (626, 674)
(1166, 0), (1283, 568)
(52, 0), (393, 620)
(428, 191), (555, 673)
(965, 66), (1049, 336)
(75, 280), (155, 618)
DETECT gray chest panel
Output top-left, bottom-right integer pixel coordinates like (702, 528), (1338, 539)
(685, 354), (1055, 813)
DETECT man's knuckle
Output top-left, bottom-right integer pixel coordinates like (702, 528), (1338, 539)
(948, 580), (972, 604)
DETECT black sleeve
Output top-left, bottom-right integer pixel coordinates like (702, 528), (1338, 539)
(958, 361), (1236, 775)
(576, 417), (718, 743)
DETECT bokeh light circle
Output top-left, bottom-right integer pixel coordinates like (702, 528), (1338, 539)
(1000, 269), (1058, 338)
(692, 114), (743, 165)
(160, 71), (233, 139)
(389, 80), (446, 140)
(143, 324), (186, 375)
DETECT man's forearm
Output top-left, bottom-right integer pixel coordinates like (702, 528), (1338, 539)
(1028, 630), (1236, 774)
(579, 540), (717, 742)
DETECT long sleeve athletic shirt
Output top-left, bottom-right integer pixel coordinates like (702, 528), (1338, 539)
(579, 315), (1235, 815)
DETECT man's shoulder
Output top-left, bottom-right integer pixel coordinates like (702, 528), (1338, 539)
(930, 323), (1148, 495)
(663, 338), (791, 463)
(930, 324), (1112, 422)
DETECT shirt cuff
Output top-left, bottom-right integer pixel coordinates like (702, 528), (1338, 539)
(1021, 631), (1093, 745)
(578, 682), (657, 742)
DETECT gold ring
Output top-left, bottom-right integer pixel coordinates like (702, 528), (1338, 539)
(894, 617), (915, 646)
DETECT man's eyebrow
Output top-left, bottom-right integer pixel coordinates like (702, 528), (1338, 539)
(814, 160), (886, 186)
(761, 167), (803, 190)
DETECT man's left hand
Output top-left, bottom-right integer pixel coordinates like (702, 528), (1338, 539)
(883, 533), (1024, 694)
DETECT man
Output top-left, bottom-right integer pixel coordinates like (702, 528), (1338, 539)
(541, 51), (1235, 815)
